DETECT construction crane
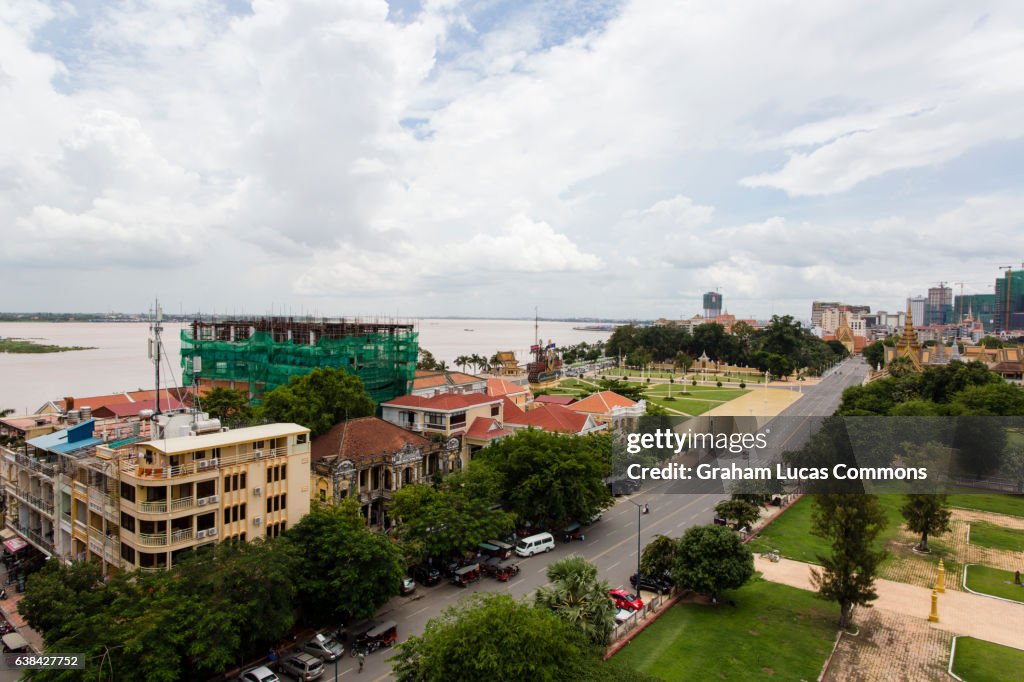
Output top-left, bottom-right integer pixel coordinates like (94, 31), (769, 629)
(953, 282), (966, 321)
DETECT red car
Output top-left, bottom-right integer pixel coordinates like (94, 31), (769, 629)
(609, 589), (644, 611)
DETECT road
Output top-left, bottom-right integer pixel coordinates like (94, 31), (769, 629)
(310, 357), (871, 681)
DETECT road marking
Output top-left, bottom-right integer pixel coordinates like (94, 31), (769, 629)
(410, 606), (429, 617)
(676, 520), (687, 528)
(607, 561), (620, 571)
(585, 493), (711, 563)
(537, 566), (549, 574)
(508, 579), (524, 589)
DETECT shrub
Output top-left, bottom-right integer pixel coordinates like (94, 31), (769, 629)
(691, 379), (697, 386)
(716, 380), (722, 387)
(739, 382), (746, 389)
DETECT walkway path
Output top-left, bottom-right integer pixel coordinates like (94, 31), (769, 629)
(754, 555), (1024, 650)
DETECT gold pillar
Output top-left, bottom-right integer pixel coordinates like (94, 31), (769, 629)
(936, 559), (946, 594)
(928, 590), (940, 623)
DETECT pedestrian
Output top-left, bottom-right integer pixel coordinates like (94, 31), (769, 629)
(358, 649), (365, 673)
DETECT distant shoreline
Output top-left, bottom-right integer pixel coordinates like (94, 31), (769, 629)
(0, 337), (97, 354)
(0, 315), (640, 324)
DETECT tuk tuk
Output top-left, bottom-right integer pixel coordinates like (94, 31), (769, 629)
(562, 522), (585, 543)
(493, 563), (520, 582)
(351, 620), (398, 654)
(479, 556), (503, 578)
(486, 540), (514, 560)
(2, 632), (30, 654)
(450, 563), (481, 587)
(478, 542), (501, 559)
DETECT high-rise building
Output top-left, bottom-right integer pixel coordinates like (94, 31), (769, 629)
(811, 301), (841, 328)
(702, 291), (722, 320)
(926, 285), (953, 325)
(995, 270), (1024, 332)
(907, 296), (927, 327)
(954, 294), (997, 331)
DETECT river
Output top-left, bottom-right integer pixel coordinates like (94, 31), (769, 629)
(0, 319), (611, 414)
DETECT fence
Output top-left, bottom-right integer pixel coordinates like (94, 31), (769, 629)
(609, 592), (668, 642)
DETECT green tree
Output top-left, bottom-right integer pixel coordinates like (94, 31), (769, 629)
(392, 594), (591, 681)
(595, 378), (646, 402)
(535, 555), (616, 646)
(417, 348), (445, 370)
(862, 340), (886, 369)
(287, 500), (405, 623)
(900, 495), (952, 553)
(626, 347), (653, 369)
(810, 494), (888, 628)
(952, 416), (1007, 478)
(674, 351), (693, 373)
(200, 387), (252, 421)
(713, 499), (761, 530)
(390, 467), (514, 562)
(672, 525), (754, 601)
(640, 535), (678, 577)
(475, 431), (612, 529)
(454, 355), (471, 372)
(980, 335), (1004, 349)
(261, 366), (374, 436)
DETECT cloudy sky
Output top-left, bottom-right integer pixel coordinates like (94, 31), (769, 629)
(2, 0), (1023, 320)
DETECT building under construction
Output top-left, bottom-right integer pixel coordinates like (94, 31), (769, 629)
(181, 317), (418, 404)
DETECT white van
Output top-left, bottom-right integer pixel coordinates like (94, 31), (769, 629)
(515, 532), (555, 557)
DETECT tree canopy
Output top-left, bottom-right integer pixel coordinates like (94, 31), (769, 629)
(672, 524), (754, 600)
(261, 366), (374, 436)
(390, 467), (514, 563)
(391, 594), (592, 682)
(810, 493), (887, 628)
(286, 499), (405, 623)
(474, 430), (613, 528)
(535, 555), (616, 646)
(900, 494), (952, 553)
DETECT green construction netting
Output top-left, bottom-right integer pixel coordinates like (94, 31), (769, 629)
(181, 329), (418, 404)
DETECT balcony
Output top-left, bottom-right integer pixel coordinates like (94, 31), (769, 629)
(170, 528), (194, 545)
(138, 500), (168, 513)
(170, 496), (193, 512)
(137, 532), (168, 547)
(3, 450), (58, 477)
(121, 446), (290, 480)
(16, 525), (55, 555)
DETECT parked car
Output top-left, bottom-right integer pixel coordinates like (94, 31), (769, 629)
(609, 589), (644, 611)
(629, 573), (672, 595)
(400, 576), (416, 595)
(298, 631), (345, 662)
(614, 608), (635, 624)
(278, 652), (324, 681)
(240, 666), (279, 682)
(412, 564), (441, 586)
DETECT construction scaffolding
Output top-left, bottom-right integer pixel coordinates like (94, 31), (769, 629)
(180, 317), (419, 404)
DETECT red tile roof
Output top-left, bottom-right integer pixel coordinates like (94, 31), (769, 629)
(486, 378), (530, 398)
(95, 398), (186, 418)
(504, 403), (592, 434)
(61, 390), (191, 413)
(465, 417), (513, 441)
(312, 416), (432, 463)
(501, 396), (527, 421)
(567, 391), (636, 415)
(382, 393), (500, 411)
(412, 370), (484, 391)
(534, 394), (577, 406)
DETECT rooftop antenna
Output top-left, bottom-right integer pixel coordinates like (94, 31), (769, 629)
(149, 299), (164, 415)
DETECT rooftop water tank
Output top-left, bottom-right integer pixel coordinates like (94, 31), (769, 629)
(191, 418), (222, 435)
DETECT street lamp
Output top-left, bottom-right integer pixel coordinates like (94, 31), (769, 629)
(625, 499), (644, 591)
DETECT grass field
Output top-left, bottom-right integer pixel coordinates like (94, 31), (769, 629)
(951, 637), (1024, 681)
(644, 396), (720, 416)
(968, 522), (1024, 552)
(948, 491), (1024, 518)
(613, 579), (837, 681)
(964, 565), (1024, 603)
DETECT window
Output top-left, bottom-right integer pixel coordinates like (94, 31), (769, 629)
(296, 433), (307, 445)
(240, 472), (246, 489)
(491, 405), (500, 417)
(281, 465), (286, 480)
(451, 412), (466, 426)
(319, 489), (326, 502)
(224, 508), (231, 525)
(280, 493), (286, 510)
(224, 475), (232, 493)
(120, 544), (135, 564)
(120, 482), (136, 503)
(224, 473), (247, 492)
(267, 497), (272, 513)
(120, 512), (136, 533)
(239, 503), (246, 521)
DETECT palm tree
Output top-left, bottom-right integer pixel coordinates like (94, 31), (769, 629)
(454, 355), (471, 373)
(470, 354), (488, 374)
(535, 555), (616, 645)
(0, 408), (14, 418)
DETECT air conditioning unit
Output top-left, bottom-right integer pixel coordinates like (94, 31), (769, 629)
(196, 529), (208, 539)
(253, 451), (264, 459)
(253, 487), (262, 496)
(207, 527), (218, 537)
(198, 497), (208, 506)
(253, 517), (262, 526)
(209, 495), (219, 504)
(197, 461), (209, 470)
(209, 458), (219, 467)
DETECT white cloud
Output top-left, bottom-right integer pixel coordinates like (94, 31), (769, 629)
(2, 0), (1024, 316)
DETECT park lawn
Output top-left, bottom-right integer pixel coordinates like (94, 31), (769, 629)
(644, 396), (719, 416)
(748, 494), (909, 565)
(964, 565), (1024, 603)
(969, 522), (1024, 552)
(613, 579), (837, 681)
(948, 491), (1024, 518)
(951, 637), (1024, 682)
